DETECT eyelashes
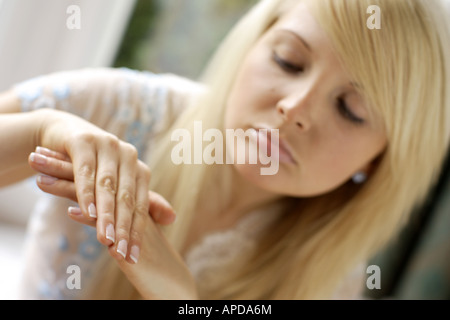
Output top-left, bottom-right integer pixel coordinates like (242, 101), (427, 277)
(337, 98), (365, 125)
(272, 51), (365, 126)
(272, 52), (304, 74)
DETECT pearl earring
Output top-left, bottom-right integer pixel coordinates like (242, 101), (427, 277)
(352, 172), (367, 184)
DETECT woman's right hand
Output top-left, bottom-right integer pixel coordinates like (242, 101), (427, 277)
(30, 108), (166, 264)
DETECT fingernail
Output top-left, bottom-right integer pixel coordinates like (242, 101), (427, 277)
(130, 245), (140, 264)
(117, 240), (128, 259)
(68, 207), (83, 216)
(30, 152), (47, 165)
(35, 146), (53, 156)
(37, 174), (58, 185)
(106, 224), (115, 243)
(88, 203), (97, 218)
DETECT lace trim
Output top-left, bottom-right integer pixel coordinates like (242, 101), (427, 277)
(184, 202), (285, 291)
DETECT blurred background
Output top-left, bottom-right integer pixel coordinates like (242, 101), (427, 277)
(0, 0), (449, 300)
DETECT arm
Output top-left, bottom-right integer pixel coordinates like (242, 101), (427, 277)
(1, 67), (203, 186)
(0, 101), (154, 265)
(0, 90), (38, 186)
(0, 69), (161, 264)
(1, 68), (197, 266)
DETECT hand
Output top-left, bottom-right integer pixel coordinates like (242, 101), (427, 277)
(115, 211), (198, 300)
(29, 146), (176, 264)
(30, 108), (175, 263)
(29, 148), (197, 299)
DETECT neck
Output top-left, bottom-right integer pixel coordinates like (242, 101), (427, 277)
(223, 166), (285, 221)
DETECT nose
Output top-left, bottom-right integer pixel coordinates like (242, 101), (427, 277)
(276, 92), (312, 131)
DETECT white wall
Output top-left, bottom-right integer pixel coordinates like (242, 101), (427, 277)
(0, 0), (136, 91)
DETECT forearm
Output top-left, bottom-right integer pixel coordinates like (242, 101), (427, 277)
(0, 164), (35, 188)
(0, 110), (45, 186)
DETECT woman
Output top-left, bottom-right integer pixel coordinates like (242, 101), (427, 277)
(1, 0), (449, 299)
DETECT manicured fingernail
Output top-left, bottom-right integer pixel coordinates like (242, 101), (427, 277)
(88, 203), (97, 218)
(117, 240), (128, 259)
(35, 146), (53, 156)
(37, 174), (58, 185)
(30, 152), (47, 165)
(68, 207), (83, 216)
(106, 224), (115, 243)
(130, 245), (140, 264)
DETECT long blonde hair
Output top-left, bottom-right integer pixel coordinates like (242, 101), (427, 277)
(101, 0), (450, 299)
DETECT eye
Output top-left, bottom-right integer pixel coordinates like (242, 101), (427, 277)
(272, 52), (304, 74)
(337, 98), (365, 125)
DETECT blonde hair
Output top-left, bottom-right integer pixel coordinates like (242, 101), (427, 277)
(96, 0), (450, 299)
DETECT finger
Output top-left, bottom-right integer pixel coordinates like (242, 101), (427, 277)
(125, 165), (151, 264)
(36, 175), (78, 202)
(67, 206), (97, 228)
(29, 152), (74, 181)
(35, 146), (71, 162)
(69, 136), (98, 222)
(148, 191), (176, 225)
(95, 139), (120, 247)
(112, 143), (139, 261)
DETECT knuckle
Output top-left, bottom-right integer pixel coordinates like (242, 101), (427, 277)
(79, 185), (95, 199)
(139, 162), (152, 180)
(119, 189), (135, 210)
(105, 135), (120, 151)
(76, 132), (96, 145)
(100, 211), (115, 222)
(122, 142), (138, 160)
(98, 174), (117, 195)
(129, 228), (142, 243)
(78, 163), (95, 179)
(134, 202), (148, 218)
(115, 226), (130, 241)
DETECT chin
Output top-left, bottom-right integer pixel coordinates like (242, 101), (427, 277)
(232, 162), (296, 195)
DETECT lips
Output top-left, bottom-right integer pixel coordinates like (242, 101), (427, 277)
(253, 128), (297, 164)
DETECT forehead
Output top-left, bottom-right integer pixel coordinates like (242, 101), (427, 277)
(272, 2), (335, 56)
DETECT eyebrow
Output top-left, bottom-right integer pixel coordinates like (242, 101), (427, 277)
(278, 29), (364, 91)
(280, 29), (312, 53)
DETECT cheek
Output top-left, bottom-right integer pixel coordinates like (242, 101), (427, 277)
(307, 133), (384, 186)
(225, 52), (277, 127)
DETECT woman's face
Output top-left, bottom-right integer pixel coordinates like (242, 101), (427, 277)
(224, 1), (387, 197)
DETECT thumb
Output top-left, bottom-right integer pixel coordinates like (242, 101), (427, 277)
(148, 191), (176, 225)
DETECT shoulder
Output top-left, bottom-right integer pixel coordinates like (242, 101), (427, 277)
(14, 67), (205, 109)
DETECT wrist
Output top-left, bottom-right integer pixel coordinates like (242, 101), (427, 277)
(31, 108), (59, 150)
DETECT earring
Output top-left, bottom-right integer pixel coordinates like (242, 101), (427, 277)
(352, 172), (367, 184)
